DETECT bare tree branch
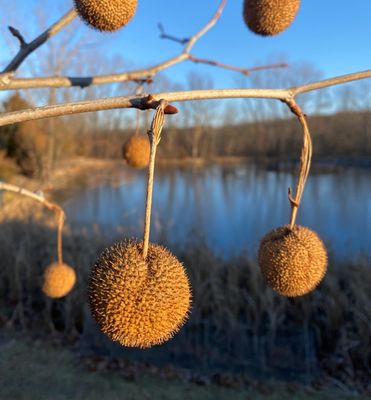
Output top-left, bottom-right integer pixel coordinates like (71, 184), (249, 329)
(184, 0), (227, 54)
(0, 182), (66, 264)
(188, 56), (288, 76)
(291, 70), (371, 95)
(0, 70), (370, 128)
(0, 9), (77, 76)
(8, 26), (27, 48)
(0, 182), (64, 215)
(0, 0), (278, 91)
(158, 23), (189, 45)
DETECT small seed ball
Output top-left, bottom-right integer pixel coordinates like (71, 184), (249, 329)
(258, 225), (327, 297)
(122, 135), (150, 169)
(42, 262), (76, 298)
(243, 0), (300, 36)
(74, 0), (137, 32)
(88, 240), (191, 348)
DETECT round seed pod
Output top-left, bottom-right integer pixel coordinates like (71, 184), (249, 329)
(258, 225), (327, 297)
(243, 0), (300, 36)
(122, 135), (150, 169)
(42, 262), (76, 298)
(88, 240), (191, 348)
(74, 0), (137, 32)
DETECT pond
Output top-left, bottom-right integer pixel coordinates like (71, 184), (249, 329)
(62, 163), (371, 262)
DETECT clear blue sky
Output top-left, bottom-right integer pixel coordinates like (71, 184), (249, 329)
(1, 0), (371, 89)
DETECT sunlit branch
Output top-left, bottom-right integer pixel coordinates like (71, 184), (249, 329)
(0, 182), (64, 216)
(188, 56), (288, 76)
(0, 182), (66, 264)
(0, 0), (285, 91)
(0, 70), (370, 127)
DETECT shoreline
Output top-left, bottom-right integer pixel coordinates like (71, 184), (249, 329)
(2, 155), (370, 201)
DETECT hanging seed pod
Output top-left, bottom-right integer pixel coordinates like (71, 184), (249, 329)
(123, 135), (150, 169)
(74, 0), (137, 32)
(258, 225), (327, 297)
(243, 0), (300, 36)
(42, 262), (76, 298)
(88, 240), (191, 348)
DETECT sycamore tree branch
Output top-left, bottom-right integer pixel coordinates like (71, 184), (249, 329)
(188, 56), (288, 76)
(0, 0), (285, 91)
(0, 70), (370, 128)
(0, 182), (64, 215)
(158, 23), (189, 45)
(0, 9), (77, 77)
(0, 182), (66, 264)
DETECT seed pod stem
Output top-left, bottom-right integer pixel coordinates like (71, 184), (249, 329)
(142, 100), (167, 260)
(57, 208), (65, 265)
(285, 99), (312, 229)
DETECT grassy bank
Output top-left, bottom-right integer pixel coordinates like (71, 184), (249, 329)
(1, 336), (368, 400)
(0, 199), (370, 393)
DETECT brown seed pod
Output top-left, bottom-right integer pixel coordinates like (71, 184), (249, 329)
(122, 135), (150, 169)
(42, 262), (76, 298)
(258, 225), (327, 297)
(88, 240), (191, 348)
(74, 0), (137, 32)
(243, 0), (300, 36)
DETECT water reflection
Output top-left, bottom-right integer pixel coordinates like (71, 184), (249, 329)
(63, 164), (371, 261)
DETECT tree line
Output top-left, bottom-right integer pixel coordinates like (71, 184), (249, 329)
(0, 90), (370, 179)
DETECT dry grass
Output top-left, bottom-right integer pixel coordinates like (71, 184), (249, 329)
(0, 336), (368, 400)
(0, 201), (370, 392)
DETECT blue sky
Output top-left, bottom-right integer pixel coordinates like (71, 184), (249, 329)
(1, 0), (371, 90)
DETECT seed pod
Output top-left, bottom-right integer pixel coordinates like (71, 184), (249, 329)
(74, 0), (137, 32)
(243, 0), (300, 36)
(42, 262), (76, 298)
(258, 225), (327, 297)
(88, 240), (191, 348)
(123, 135), (150, 169)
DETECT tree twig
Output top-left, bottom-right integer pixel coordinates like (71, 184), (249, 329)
(0, 0), (280, 91)
(158, 23), (189, 45)
(0, 9), (77, 77)
(0, 69), (370, 127)
(188, 56), (287, 76)
(8, 26), (27, 48)
(0, 182), (66, 263)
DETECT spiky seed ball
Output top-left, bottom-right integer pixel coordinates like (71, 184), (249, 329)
(122, 135), (150, 169)
(42, 262), (76, 298)
(243, 0), (300, 36)
(258, 225), (327, 297)
(74, 0), (137, 32)
(88, 240), (191, 348)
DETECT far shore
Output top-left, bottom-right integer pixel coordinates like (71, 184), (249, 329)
(3, 155), (370, 200)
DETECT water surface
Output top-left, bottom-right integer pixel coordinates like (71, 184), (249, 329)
(62, 163), (371, 261)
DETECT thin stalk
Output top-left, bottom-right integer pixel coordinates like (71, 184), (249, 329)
(142, 101), (167, 260)
(142, 137), (158, 259)
(57, 209), (65, 265)
(285, 100), (313, 229)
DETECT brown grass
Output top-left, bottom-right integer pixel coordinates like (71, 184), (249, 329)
(0, 201), (370, 390)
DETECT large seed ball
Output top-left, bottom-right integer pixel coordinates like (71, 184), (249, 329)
(122, 135), (150, 169)
(243, 0), (300, 36)
(74, 0), (137, 32)
(42, 262), (76, 298)
(258, 225), (327, 297)
(88, 240), (192, 348)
